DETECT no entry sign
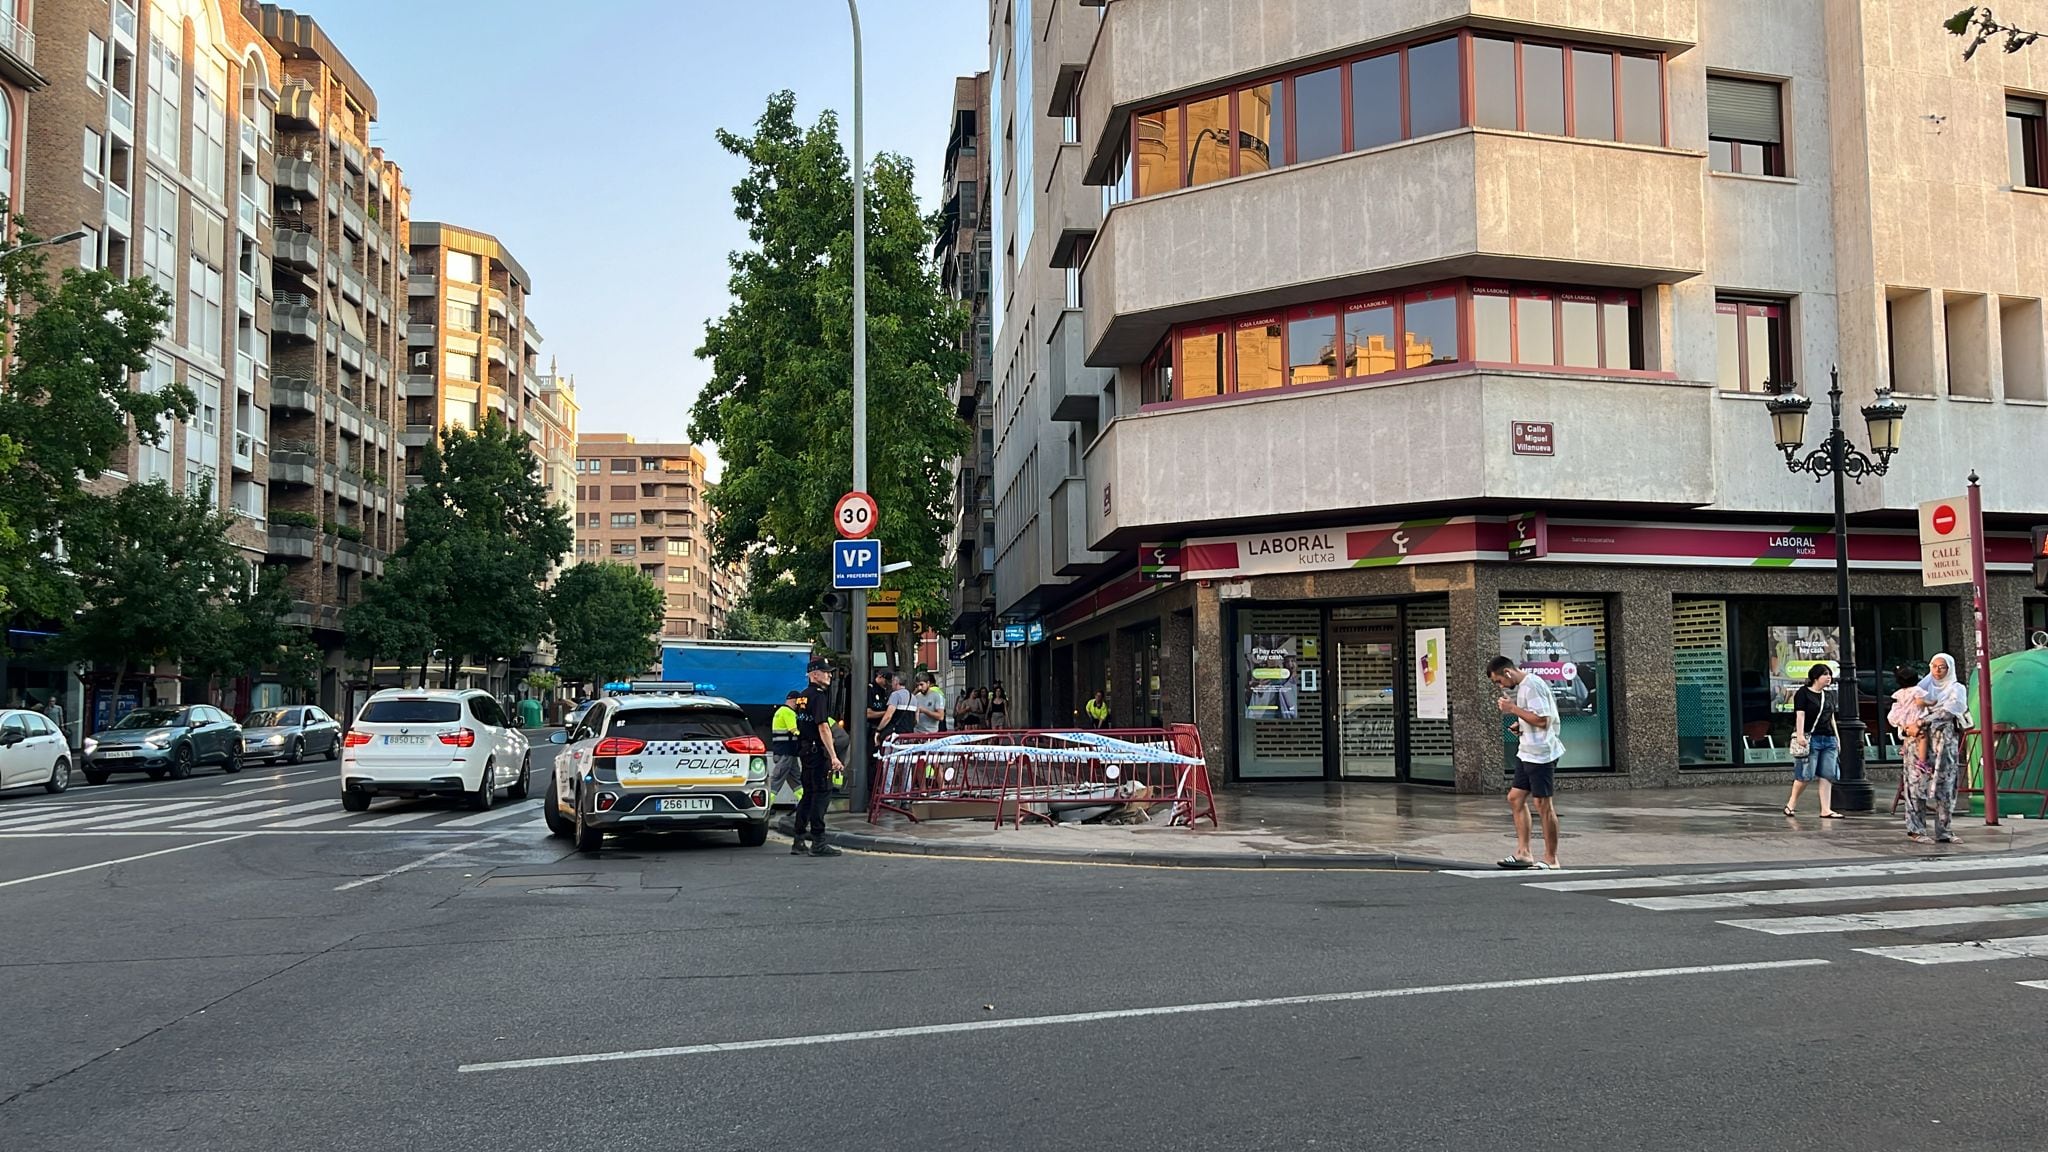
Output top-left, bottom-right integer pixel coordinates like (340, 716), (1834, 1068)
(1919, 496), (1974, 587)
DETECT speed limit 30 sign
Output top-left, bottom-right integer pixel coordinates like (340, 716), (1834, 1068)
(835, 491), (877, 540)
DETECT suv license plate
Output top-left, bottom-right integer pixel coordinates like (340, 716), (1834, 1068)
(384, 735), (429, 746)
(656, 798), (714, 813)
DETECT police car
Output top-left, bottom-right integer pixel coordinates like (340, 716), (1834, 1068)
(544, 691), (771, 853)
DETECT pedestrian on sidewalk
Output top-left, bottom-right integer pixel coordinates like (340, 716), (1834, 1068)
(989, 682), (1009, 729)
(1489, 656), (1564, 870)
(1784, 662), (1844, 819)
(1903, 653), (1970, 844)
(791, 660), (845, 857)
(911, 673), (946, 734)
(957, 687), (987, 730)
(769, 690), (803, 808)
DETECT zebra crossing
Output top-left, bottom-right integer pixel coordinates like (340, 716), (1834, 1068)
(1448, 853), (2048, 983)
(0, 794), (548, 836)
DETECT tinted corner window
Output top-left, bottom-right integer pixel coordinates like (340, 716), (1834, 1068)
(1406, 38), (1463, 137)
(1350, 53), (1402, 150)
(1295, 67), (1343, 163)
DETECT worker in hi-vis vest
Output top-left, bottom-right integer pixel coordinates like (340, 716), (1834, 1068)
(1085, 689), (1111, 729)
(770, 690), (803, 805)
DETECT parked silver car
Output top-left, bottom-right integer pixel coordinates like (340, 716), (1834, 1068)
(240, 705), (342, 765)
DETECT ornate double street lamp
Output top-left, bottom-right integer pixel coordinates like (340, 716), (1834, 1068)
(1763, 368), (1908, 812)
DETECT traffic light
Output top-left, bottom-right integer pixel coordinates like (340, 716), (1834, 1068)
(821, 592), (847, 652)
(2033, 525), (2048, 593)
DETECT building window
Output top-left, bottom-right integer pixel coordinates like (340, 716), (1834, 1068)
(147, 28), (182, 165)
(82, 128), (103, 189)
(667, 539), (691, 557)
(141, 176), (179, 303)
(187, 258), (224, 362)
(2009, 94), (2046, 189)
(192, 56), (229, 198)
(1498, 597), (1613, 771)
(610, 513), (636, 528)
(447, 251), (480, 283)
(444, 399), (476, 429)
(1129, 32), (1666, 200)
(444, 352), (478, 382)
(1707, 75), (1786, 176)
(611, 543), (636, 557)
(87, 33), (108, 92)
(447, 300), (480, 331)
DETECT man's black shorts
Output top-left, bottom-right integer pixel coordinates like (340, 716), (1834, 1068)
(1512, 757), (1558, 798)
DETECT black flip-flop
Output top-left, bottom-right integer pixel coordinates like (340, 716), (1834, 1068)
(1497, 856), (1535, 870)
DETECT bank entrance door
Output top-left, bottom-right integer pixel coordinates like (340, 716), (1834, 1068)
(1331, 606), (1399, 779)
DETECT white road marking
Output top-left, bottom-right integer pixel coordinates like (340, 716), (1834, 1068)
(1441, 868), (1623, 879)
(0, 835), (255, 889)
(1534, 854), (2048, 893)
(91, 799), (282, 831)
(1720, 900), (2048, 935)
(437, 801), (539, 828)
(179, 798), (337, 828)
(1854, 934), (2048, 965)
(262, 805), (364, 828)
(333, 830), (523, 891)
(0, 801), (204, 831)
(2019, 981), (2048, 991)
(222, 769), (316, 786)
(1617, 874), (2048, 911)
(0, 802), (146, 828)
(0, 827), (552, 838)
(353, 806), (457, 829)
(202, 774), (337, 796)
(456, 959), (1832, 1073)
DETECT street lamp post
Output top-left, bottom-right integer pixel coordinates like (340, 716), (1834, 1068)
(1764, 367), (1907, 813)
(844, 0), (873, 815)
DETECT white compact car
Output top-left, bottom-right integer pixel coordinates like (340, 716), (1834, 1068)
(0, 709), (72, 795)
(546, 693), (771, 853)
(341, 689), (530, 812)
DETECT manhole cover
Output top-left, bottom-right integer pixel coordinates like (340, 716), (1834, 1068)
(529, 884), (619, 896)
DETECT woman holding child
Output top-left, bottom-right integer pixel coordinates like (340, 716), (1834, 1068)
(1899, 653), (1970, 844)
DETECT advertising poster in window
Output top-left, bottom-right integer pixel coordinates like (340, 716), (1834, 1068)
(1241, 634), (1301, 720)
(1498, 626), (1600, 717)
(1414, 627), (1449, 719)
(1768, 626), (1841, 712)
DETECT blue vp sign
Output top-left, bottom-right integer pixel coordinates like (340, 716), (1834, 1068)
(832, 539), (882, 589)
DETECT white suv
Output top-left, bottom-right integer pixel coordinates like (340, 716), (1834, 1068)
(341, 689), (530, 812)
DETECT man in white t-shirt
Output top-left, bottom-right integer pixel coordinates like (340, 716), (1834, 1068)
(1489, 656), (1564, 870)
(911, 673), (946, 734)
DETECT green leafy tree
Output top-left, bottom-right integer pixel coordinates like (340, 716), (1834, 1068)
(690, 92), (968, 638)
(395, 413), (572, 685)
(1947, 7), (2042, 57)
(717, 605), (815, 643)
(344, 552), (442, 687)
(0, 209), (181, 619)
(189, 565), (320, 710)
(53, 479), (244, 707)
(547, 561), (665, 689)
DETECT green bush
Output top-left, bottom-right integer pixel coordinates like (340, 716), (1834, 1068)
(272, 510), (318, 529)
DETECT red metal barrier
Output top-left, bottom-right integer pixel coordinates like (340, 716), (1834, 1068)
(1891, 726), (2048, 820)
(869, 725), (1217, 830)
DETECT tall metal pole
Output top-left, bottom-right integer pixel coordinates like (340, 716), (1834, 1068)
(845, 0), (872, 815)
(1827, 379), (1874, 812)
(1968, 472), (2000, 825)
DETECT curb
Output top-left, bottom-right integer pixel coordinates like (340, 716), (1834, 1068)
(812, 824), (1484, 871)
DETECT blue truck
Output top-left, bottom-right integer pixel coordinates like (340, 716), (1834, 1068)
(622, 641), (816, 736)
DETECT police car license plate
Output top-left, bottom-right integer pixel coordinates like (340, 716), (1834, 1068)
(657, 797), (714, 813)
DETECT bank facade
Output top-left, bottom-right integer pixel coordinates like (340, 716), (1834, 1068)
(974, 0), (2048, 791)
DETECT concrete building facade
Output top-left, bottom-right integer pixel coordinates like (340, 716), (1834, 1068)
(252, 3), (408, 716)
(936, 70), (996, 693)
(983, 0), (2048, 791)
(572, 435), (721, 643)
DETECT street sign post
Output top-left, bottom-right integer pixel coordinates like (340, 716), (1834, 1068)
(866, 589), (900, 635)
(1967, 475), (1999, 825)
(1919, 495), (1976, 586)
(832, 539), (882, 590)
(835, 491), (878, 540)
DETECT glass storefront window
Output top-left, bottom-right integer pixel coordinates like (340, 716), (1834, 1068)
(1179, 326), (1225, 400)
(1135, 106), (1180, 197)
(1238, 81), (1283, 175)
(1407, 600), (1456, 782)
(1344, 298), (1396, 377)
(1296, 67), (1343, 162)
(1351, 53), (1401, 150)
(1405, 290), (1460, 365)
(1236, 608), (1325, 778)
(1287, 311), (1340, 386)
(1675, 599), (1735, 766)
(1499, 596), (1614, 771)
(1186, 94), (1232, 187)
(1233, 318), (1284, 392)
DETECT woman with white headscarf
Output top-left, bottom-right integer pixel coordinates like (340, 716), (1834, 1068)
(1903, 653), (1970, 844)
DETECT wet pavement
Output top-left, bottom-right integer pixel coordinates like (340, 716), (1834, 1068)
(829, 782), (2048, 868)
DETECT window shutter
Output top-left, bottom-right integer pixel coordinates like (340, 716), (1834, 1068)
(2009, 94), (2046, 118)
(1708, 76), (1783, 144)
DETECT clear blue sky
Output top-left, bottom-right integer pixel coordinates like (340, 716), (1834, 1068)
(305, 0), (987, 464)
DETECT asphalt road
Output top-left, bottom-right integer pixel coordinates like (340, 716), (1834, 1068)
(3, 747), (2046, 1151)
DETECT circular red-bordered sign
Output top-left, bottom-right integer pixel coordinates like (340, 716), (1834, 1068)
(1932, 504), (1957, 535)
(835, 491), (877, 540)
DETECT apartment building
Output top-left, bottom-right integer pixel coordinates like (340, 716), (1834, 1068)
(937, 71), (997, 692)
(252, 3), (408, 713)
(987, 0), (2048, 791)
(532, 360), (579, 526)
(0, 1), (41, 218)
(404, 221), (546, 460)
(27, 0), (281, 566)
(572, 435), (720, 642)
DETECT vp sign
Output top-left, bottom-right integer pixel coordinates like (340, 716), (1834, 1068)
(1919, 496), (1976, 587)
(832, 539), (882, 590)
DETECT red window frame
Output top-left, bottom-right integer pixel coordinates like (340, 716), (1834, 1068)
(1283, 304), (1342, 387)
(1715, 296), (1790, 393)
(1173, 321), (1230, 401)
(1467, 33), (1666, 145)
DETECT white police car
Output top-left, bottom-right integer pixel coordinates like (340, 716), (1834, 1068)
(545, 693), (771, 853)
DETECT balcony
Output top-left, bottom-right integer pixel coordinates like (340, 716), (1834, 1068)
(341, 200), (364, 238)
(1079, 0), (1700, 180)
(104, 183), (132, 233)
(231, 428), (262, 474)
(275, 157), (321, 199)
(112, 0), (138, 46)
(403, 374), (438, 398)
(402, 423), (435, 449)
(0, 9), (36, 89)
(273, 296), (317, 343)
(406, 321), (436, 347)
(275, 228), (320, 274)
(268, 442), (318, 488)
(1082, 130), (1706, 364)
(486, 292), (508, 319)
(237, 273), (257, 316)
(270, 376), (317, 416)
(485, 337), (508, 367)
(267, 524), (317, 561)
(1047, 309), (1110, 423)
(407, 273), (438, 297)
(523, 316), (543, 351)
(1046, 135), (1099, 269)
(278, 80), (321, 127)
(339, 263), (366, 304)
(1082, 368), (1714, 550)
(109, 89), (135, 142)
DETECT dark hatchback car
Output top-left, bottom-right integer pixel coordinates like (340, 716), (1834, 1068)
(239, 705), (342, 765)
(83, 705), (243, 784)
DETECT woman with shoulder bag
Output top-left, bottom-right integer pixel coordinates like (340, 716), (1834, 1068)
(1783, 662), (1843, 819)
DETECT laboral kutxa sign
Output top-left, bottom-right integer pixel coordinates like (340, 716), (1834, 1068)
(1181, 519), (1489, 579)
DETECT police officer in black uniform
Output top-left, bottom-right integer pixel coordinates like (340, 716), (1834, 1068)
(791, 658), (845, 857)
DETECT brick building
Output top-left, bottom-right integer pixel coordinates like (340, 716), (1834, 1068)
(403, 221), (546, 460)
(0, 0), (42, 219)
(572, 435), (723, 643)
